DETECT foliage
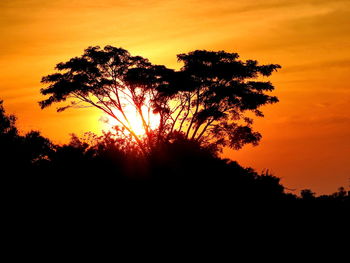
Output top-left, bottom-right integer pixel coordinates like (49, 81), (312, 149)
(168, 50), (280, 150)
(0, 100), (18, 137)
(39, 46), (280, 153)
(1, 100), (349, 208)
(0, 100), (53, 169)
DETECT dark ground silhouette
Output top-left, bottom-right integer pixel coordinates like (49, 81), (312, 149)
(1, 100), (348, 213)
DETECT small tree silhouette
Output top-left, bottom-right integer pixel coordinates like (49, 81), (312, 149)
(300, 189), (315, 200)
(39, 46), (280, 153)
(0, 100), (18, 137)
(0, 100), (53, 169)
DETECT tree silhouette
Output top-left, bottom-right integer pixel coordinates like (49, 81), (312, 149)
(300, 189), (315, 198)
(163, 50), (280, 150)
(0, 100), (53, 170)
(39, 46), (280, 153)
(0, 100), (18, 137)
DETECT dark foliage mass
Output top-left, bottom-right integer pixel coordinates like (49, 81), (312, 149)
(1, 100), (348, 212)
(39, 46), (281, 153)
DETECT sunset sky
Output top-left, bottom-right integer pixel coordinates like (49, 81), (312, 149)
(1, 0), (349, 194)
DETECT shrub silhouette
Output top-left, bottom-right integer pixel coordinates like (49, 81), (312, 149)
(0, 100), (53, 173)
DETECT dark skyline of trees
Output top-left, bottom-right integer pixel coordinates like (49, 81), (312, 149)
(1, 99), (348, 204)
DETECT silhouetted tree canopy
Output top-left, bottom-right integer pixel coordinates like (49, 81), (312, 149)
(0, 100), (18, 137)
(39, 46), (280, 153)
(0, 100), (53, 170)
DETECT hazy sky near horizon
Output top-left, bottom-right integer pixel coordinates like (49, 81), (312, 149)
(1, 0), (349, 194)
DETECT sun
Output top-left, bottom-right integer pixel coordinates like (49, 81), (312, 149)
(102, 104), (160, 136)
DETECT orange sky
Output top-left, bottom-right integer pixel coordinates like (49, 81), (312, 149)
(1, 0), (349, 194)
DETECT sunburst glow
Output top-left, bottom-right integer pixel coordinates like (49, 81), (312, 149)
(102, 104), (160, 136)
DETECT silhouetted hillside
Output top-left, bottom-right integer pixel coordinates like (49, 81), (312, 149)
(1, 100), (348, 211)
